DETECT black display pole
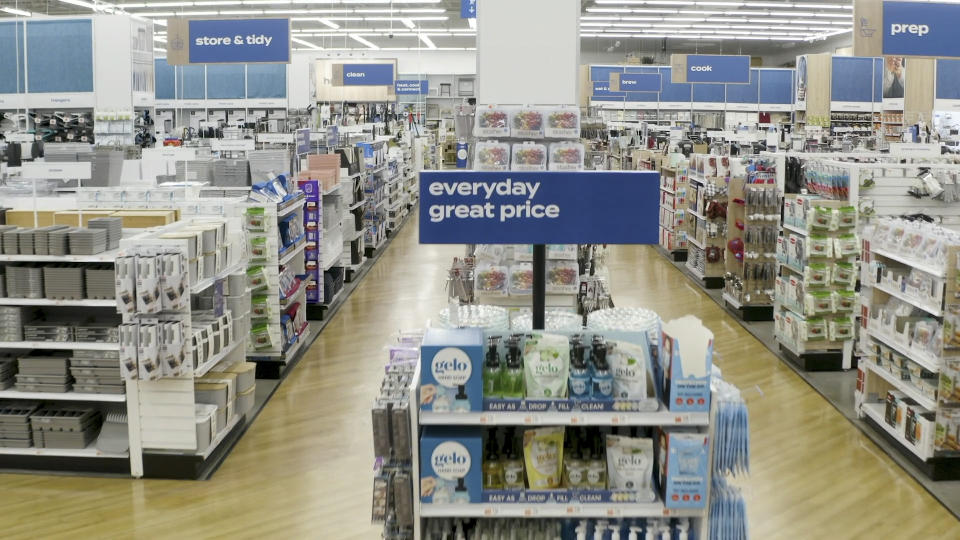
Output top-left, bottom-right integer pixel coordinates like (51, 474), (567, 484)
(532, 244), (546, 330)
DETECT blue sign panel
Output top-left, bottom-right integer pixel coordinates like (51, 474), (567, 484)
(419, 171), (659, 245)
(342, 63), (394, 86)
(188, 18), (290, 64)
(830, 57), (874, 103)
(726, 69), (759, 104)
(883, 1), (958, 56)
(686, 55), (750, 84)
(395, 79), (428, 95)
(692, 83), (725, 103)
(758, 69), (793, 104)
(462, 0), (477, 18)
(593, 81), (624, 98)
(296, 128), (310, 155)
(619, 73), (661, 92)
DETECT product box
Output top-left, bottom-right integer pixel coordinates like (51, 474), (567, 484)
(660, 316), (712, 412)
(419, 426), (482, 504)
(657, 430), (709, 509)
(420, 328), (484, 413)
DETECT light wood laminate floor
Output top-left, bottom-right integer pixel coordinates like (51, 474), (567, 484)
(1, 215), (958, 539)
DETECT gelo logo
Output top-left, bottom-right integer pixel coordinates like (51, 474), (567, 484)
(346, 72), (366, 78)
(890, 23), (930, 36)
(690, 65), (713, 72)
(431, 441), (471, 480)
(431, 347), (472, 386)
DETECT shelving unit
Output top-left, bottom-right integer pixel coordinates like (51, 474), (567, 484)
(683, 164), (728, 289)
(658, 164), (689, 261)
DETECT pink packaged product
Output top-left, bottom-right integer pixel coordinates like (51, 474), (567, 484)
(511, 142), (547, 171)
(545, 107), (580, 138)
(475, 141), (511, 171)
(510, 107), (545, 139)
(474, 106), (510, 137)
(548, 142), (584, 171)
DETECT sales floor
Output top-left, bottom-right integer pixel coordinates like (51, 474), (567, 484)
(2, 215), (960, 539)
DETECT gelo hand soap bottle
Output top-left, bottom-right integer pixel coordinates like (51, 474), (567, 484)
(453, 385), (470, 412)
(591, 344), (614, 400)
(482, 436), (504, 490)
(501, 428), (525, 490)
(569, 341), (591, 399)
(483, 336), (502, 398)
(500, 336), (525, 398)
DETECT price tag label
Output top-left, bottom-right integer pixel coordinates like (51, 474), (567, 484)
(479, 414), (492, 425)
(610, 414), (627, 425)
(674, 415), (690, 424)
(565, 506), (580, 515)
(523, 507), (537, 517)
(523, 415), (538, 425)
(606, 507), (622, 517)
(569, 414), (585, 425)
(483, 507), (498, 517)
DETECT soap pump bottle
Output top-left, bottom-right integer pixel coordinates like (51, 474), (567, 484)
(587, 432), (607, 489)
(644, 521), (657, 540)
(659, 522), (672, 540)
(592, 344), (614, 400)
(452, 477), (469, 504)
(453, 385), (470, 412)
(501, 428), (525, 490)
(675, 519), (689, 540)
(501, 336), (524, 398)
(569, 341), (591, 399)
(483, 336), (502, 398)
(628, 526), (644, 540)
(482, 435), (504, 490)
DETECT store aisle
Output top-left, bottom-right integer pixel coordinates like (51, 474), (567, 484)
(1, 219), (959, 539)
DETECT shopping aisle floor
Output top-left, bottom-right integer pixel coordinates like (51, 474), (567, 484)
(1, 216), (958, 539)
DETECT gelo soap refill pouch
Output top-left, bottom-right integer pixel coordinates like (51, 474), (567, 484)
(523, 426), (564, 489)
(523, 333), (570, 399)
(605, 331), (659, 411)
(659, 316), (713, 412)
(605, 434), (656, 502)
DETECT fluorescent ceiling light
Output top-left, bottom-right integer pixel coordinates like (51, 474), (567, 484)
(58, 0), (98, 9)
(349, 34), (378, 49)
(0, 7), (32, 16)
(468, 18), (476, 29)
(141, 1), (194, 6)
(291, 36), (323, 49)
(318, 18), (340, 28)
(419, 34), (436, 49)
(401, 18), (416, 29)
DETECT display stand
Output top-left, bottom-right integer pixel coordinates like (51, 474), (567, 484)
(658, 164), (689, 261)
(684, 165), (727, 290)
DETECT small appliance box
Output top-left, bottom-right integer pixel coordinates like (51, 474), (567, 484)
(658, 430), (709, 509)
(420, 426), (482, 504)
(660, 316), (712, 412)
(420, 328), (484, 413)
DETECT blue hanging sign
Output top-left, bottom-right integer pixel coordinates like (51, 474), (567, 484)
(419, 171), (659, 244)
(342, 63), (395, 86)
(296, 128), (310, 155)
(395, 80), (429, 95)
(187, 18), (290, 64)
(686, 55), (750, 84)
(618, 73), (662, 92)
(882, 1), (957, 56)
(462, 0), (477, 18)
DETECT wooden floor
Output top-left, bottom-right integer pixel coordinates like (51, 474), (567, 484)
(1, 215), (958, 539)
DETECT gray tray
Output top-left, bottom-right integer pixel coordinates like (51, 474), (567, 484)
(69, 366), (120, 378)
(15, 373), (73, 385)
(14, 382), (72, 393)
(0, 439), (33, 448)
(73, 384), (125, 395)
(70, 358), (120, 368)
(33, 429), (97, 449)
(30, 408), (100, 431)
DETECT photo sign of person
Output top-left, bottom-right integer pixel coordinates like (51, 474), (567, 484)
(419, 171), (659, 245)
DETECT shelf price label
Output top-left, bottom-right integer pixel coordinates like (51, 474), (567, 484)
(606, 507), (622, 517)
(523, 507), (537, 517)
(479, 414), (493, 425)
(482, 507), (498, 517)
(565, 506), (580, 515)
(610, 414), (628, 425)
(569, 414), (585, 425)
(522, 415), (539, 425)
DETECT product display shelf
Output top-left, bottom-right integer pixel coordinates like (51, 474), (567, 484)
(856, 221), (960, 478)
(0, 298), (116, 307)
(0, 445), (128, 459)
(0, 389), (127, 402)
(419, 410), (709, 427)
(658, 163), (689, 261)
(420, 502), (703, 519)
(683, 161), (727, 290)
(0, 341), (120, 351)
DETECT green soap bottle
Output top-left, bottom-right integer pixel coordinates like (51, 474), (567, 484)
(483, 336), (502, 398)
(501, 427), (525, 490)
(500, 336), (525, 398)
(482, 434), (504, 490)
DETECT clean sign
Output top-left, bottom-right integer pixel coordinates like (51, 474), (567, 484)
(617, 73), (662, 92)
(342, 63), (395, 86)
(419, 171), (659, 244)
(185, 18), (290, 64)
(396, 80), (429, 95)
(686, 55), (750, 83)
(883, 1), (956, 56)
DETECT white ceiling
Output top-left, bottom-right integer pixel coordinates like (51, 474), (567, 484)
(0, 0), (858, 53)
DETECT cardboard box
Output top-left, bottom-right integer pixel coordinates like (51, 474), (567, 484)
(419, 426), (482, 504)
(4, 210), (55, 227)
(53, 210), (117, 227)
(420, 328), (484, 413)
(110, 210), (177, 228)
(658, 430), (709, 509)
(660, 316), (712, 413)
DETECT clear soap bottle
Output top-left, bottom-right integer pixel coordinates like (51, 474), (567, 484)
(569, 341), (591, 399)
(483, 336), (502, 398)
(501, 428), (525, 490)
(482, 435), (504, 490)
(500, 336), (524, 398)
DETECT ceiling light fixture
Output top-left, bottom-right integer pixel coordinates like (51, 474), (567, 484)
(401, 18), (416, 29)
(291, 36), (323, 49)
(349, 33), (379, 49)
(419, 34), (437, 49)
(0, 7), (32, 16)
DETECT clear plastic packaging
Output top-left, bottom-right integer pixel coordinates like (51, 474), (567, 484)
(545, 260), (579, 294)
(511, 142), (547, 171)
(474, 106), (510, 137)
(545, 107), (581, 139)
(548, 142), (585, 171)
(510, 107), (545, 139)
(474, 141), (511, 171)
(476, 263), (508, 295)
(508, 263), (534, 296)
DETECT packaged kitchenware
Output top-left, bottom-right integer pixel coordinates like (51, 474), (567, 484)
(511, 107), (545, 139)
(511, 142), (547, 171)
(474, 106), (510, 137)
(545, 107), (580, 138)
(474, 141), (511, 171)
(548, 142), (585, 171)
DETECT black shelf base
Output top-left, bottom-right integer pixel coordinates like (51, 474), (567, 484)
(779, 344), (844, 371)
(724, 299), (774, 322)
(656, 246), (688, 263)
(0, 454), (130, 475)
(863, 415), (960, 481)
(142, 416), (245, 480)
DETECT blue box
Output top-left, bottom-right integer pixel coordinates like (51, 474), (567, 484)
(298, 179), (320, 203)
(660, 317), (712, 412)
(306, 228), (320, 244)
(420, 328), (484, 413)
(420, 426), (482, 504)
(658, 430), (709, 509)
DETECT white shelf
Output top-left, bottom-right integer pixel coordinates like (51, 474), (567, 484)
(0, 297), (115, 307)
(322, 183), (341, 197)
(0, 341), (119, 351)
(0, 248), (125, 263)
(191, 261), (245, 294)
(865, 327), (940, 373)
(197, 414), (241, 459)
(343, 228), (364, 242)
(685, 263), (706, 280)
(279, 240), (306, 266)
(861, 402), (933, 461)
(419, 409), (708, 426)
(280, 278), (310, 308)
(277, 195), (306, 218)
(869, 247), (946, 278)
(420, 502), (703, 519)
(323, 247), (344, 271)
(869, 281), (943, 317)
(194, 338), (243, 377)
(782, 223), (809, 236)
(861, 361), (936, 410)
(659, 186), (676, 194)
(348, 200), (366, 211)
(0, 389), (126, 402)
(687, 208), (705, 220)
(685, 236), (706, 250)
(0, 445), (128, 458)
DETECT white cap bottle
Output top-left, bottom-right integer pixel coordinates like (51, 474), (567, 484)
(676, 519), (689, 540)
(628, 526), (644, 540)
(610, 525), (622, 540)
(659, 522), (672, 540)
